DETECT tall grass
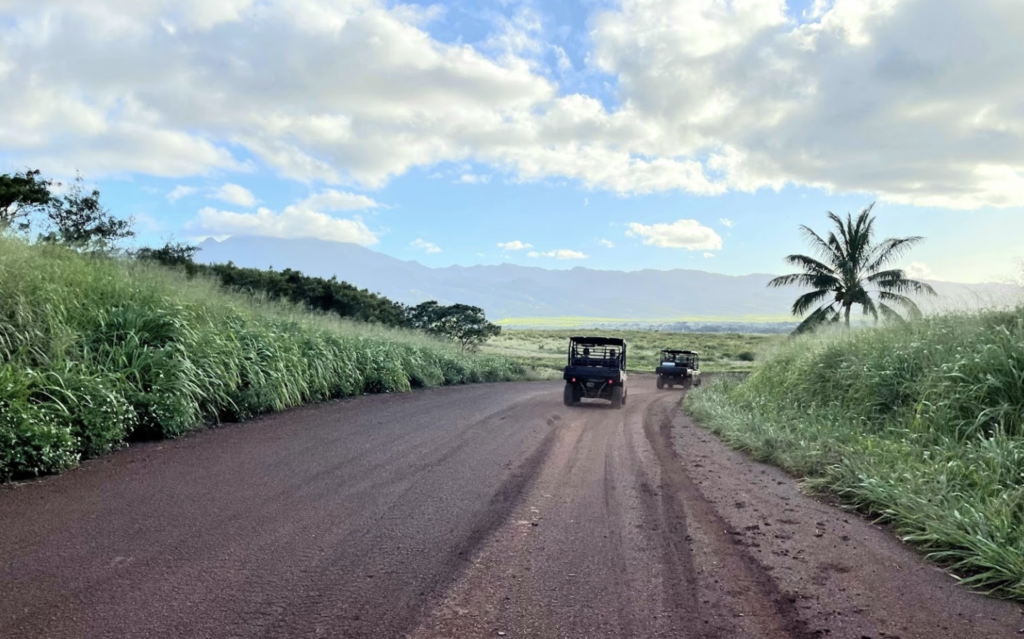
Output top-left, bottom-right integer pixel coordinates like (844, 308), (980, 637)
(0, 239), (525, 481)
(686, 309), (1024, 599)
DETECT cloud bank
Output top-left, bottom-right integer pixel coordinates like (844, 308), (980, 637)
(2, 0), (1022, 208)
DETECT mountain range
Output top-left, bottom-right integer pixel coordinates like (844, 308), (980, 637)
(196, 237), (1019, 325)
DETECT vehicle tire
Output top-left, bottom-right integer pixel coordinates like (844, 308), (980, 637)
(563, 383), (576, 407)
(656, 377), (665, 390)
(682, 377), (693, 390)
(622, 388), (628, 405)
(611, 386), (623, 409)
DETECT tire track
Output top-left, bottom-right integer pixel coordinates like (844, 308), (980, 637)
(641, 394), (817, 639)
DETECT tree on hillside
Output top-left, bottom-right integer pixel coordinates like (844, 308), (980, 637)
(135, 241), (199, 266)
(136, 240), (412, 327)
(0, 169), (54, 232)
(39, 173), (134, 251)
(135, 241), (200, 275)
(768, 204), (936, 333)
(408, 301), (501, 352)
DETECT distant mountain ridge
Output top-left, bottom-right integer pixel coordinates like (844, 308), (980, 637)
(196, 237), (1019, 322)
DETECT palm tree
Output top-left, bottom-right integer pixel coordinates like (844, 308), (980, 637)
(769, 204), (937, 333)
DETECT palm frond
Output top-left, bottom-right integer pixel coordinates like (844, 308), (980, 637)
(768, 271), (839, 290)
(782, 253), (836, 278)
(794, 303), (839, 334)
(872, 274), (937, 297)
(850, 206), (877, 271)
(798, 224), (843, 265)
(877, 302), (906, 323)
(866, 236), (926, 273)
(879, 291), (925, 319)
(866, 268), (906, 283)
(792, 289), (832, 316)
(860, 295), (879, 322)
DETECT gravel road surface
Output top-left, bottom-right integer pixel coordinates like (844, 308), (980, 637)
(2, 379), (1021, 638)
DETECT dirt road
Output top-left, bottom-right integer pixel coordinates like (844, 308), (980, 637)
(1, 380), (1020, 638)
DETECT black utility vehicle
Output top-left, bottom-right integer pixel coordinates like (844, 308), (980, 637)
(655, 349), (701, 389)
(562, 336), (628, 409)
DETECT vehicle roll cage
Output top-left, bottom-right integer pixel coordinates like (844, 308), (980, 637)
(659, 349), (699, 367)
(567, 336), (627, 368)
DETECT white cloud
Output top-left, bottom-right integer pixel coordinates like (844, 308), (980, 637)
(527, 249), (589, 260)
(498, 240), (533, 251)
(626, 219), (723, 250)
(905, 261), (934, 280)
(167, 185), (196, 202)
(720, 218), (734, 228)
(587, 0), (1024, 208)
(188, 190), (381, 245)
(599, 238), (614, 248)
(297, 189), (381, 211)
(412, 238), (442, 254)
(2, 0), (1023, 207)
(704, 252), (715, 258)
(458, 173), (492, 185)
(211, 183), (257, 207)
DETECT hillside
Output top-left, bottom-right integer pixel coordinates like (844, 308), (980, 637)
(197, 237), (1020, 321)
(686, 308), (1024, 598)
(0, 238), (524, 481)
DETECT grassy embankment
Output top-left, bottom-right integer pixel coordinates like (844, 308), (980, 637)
(483, 329), (783, 375)
(686, 309), (1024, 599)
(0, 239), (525, 481)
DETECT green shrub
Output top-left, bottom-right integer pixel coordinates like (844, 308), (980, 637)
(0, 238), (525, 480)
(686, 309), (1024, 599)
(0, 398), (79, 482)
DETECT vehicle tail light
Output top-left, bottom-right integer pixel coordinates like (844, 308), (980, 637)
(609, 379), (614, 384)
(571, 378), (576, 382)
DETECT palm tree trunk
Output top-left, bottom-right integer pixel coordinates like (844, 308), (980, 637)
(844, 303), (852, 328)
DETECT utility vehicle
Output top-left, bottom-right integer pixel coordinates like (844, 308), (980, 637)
(562, 336), (628, 409)
(655, 349), (700, 390)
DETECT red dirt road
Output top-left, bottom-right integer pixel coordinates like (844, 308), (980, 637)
(1, 380), (1021, 638)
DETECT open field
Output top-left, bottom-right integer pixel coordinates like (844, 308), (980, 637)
(496, 314), (795, 327)
(686, 308), (1024, 599)
(482, 328), (784, 374)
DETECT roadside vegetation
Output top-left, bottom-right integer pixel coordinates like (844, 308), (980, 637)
(482, 329), (781, 374)
(687, 311), (1024, 598)
(0, 239), (524, 481)
(0, 171), (522, 482)
(688, 207), (1024, 599)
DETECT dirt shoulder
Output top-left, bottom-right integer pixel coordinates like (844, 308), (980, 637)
(672, 406), (1024, 639)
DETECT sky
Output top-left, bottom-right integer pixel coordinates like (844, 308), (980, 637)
(1, 0), (1022, 283)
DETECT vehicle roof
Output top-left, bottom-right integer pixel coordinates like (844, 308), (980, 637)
(570, 336), (626, 346)
(661, 349), (697, 354)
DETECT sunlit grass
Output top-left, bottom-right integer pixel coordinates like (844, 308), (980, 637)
(686, 310), (1024, 599)
(0, 238), (526, 481)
